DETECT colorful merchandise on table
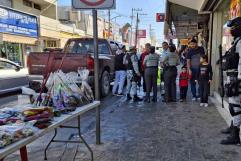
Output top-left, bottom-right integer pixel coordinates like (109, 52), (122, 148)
(0, 123), (34, 148)
(0, 108), (22, 125)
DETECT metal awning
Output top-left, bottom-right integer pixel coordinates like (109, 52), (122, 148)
(0, 33), (37, 45)
(168, 0), (206, 11)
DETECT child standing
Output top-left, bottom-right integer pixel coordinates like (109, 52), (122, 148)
(196, 55), (213, 107)
(179, 66), (189, 102)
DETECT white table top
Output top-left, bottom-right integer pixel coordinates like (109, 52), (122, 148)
(0, 101), (100, 159)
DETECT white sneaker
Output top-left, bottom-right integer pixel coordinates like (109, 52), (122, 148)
(192, 98), (197, 101)
(204, 103), (208, 107)
(200, 103), (204, 107)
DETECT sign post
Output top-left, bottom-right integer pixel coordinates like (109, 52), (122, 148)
(72, 0), (115, 145)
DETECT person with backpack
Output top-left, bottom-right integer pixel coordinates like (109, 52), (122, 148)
(220, 17), (241, 145)
(112, 45), (127, 96)
(124, 46), (142, 102)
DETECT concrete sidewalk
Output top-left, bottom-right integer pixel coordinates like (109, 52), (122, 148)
(3, 95), (241, 161)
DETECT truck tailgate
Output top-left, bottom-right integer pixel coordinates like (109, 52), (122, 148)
(28, 52), (88, 75)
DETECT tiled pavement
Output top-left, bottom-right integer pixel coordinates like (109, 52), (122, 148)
(2, 95), (241, 161)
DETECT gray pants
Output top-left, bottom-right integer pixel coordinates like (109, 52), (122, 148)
(126, 70), (137, 96)
(164, 66), (177, 101)
(229, 97), (241, 127)
(145, 67), (158, 100)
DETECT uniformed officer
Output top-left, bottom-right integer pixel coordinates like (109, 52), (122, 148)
(143, 46), (160, 103)
(220, 17), (241, 145)
(124, 46), (142, 102)
(163, 44), (180, 102)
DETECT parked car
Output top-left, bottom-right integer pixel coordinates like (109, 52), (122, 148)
(0, 58), (28, 96)
(28, 38), (116, 97)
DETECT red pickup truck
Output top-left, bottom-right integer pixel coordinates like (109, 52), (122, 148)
(27, 38), (116, 97)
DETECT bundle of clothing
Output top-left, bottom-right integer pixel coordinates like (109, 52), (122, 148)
(0, 123), (34, 148)
(0, 108), (22, 125)
(22, 107), (54, 129)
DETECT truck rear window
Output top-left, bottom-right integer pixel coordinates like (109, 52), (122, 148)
(65, 40), (110, 55)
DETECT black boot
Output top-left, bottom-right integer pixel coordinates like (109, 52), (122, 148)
(133, 95), (142, 102)
(144, 97), (150, 103)
(220, 126), (241, 145)
(126, 94), (132, 101)
(221, 121), (233, 134)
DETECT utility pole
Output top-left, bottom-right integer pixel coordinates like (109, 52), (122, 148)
(135, 12), (139, 47)
(130, 8), (134, 46)
(130, 8), (142, 46)
(108, 9), (111, 39)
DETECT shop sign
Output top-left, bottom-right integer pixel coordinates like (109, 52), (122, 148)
(180, 39), (189, 45)
(137, 29), (146, 38)
(72, 0), (115, 9)
(230, 0), (241, 19)
(0, 6), (38, 38)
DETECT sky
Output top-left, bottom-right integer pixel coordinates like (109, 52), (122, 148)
(58, 0), (166, 43)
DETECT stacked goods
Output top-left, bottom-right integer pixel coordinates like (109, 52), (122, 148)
(0, 108), (22, 125)
(22, 107), (54, 129)
(0, 123), (34, 148)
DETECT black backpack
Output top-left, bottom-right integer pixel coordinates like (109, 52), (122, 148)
(222, 38), (240, 71)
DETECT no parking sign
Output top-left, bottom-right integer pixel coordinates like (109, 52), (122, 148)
(72, 0), (115, 9)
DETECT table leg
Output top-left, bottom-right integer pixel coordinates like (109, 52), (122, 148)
(20, 146), (28, 161)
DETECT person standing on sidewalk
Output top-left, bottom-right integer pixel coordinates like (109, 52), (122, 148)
(140, 43), (151, 95)
(195, 55), (213, 107)
(124, 46), (142, 102)
(160, 42), (169, 96)
(179, 66), (189, 102)
(112, 45), (127, 96)
(143, 46), (160, 103)
(186, 39), (205, 101)
(163, 45), (180, 102)
(220, 17), (241, 145)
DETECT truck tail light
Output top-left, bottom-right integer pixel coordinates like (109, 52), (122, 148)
(87, 56), (94, 70)
(27, 56), (30, 67)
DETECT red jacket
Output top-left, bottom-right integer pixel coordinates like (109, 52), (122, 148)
(179, 72), (190, 87)
(141, 51), (149, 72)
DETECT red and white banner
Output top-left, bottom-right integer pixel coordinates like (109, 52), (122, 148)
(137, 30), (146, 38)
(156, 13), (165, 22)
(72, 0), (115, 9)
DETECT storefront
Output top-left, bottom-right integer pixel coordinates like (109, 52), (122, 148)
(0, 6), (38, 67)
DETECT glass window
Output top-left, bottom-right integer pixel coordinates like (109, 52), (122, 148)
(66, 40), (110, 55)
(23, 0), (32, 7)
(34, 3), (41, 10)
(0, 0), (12, 7)
(0, 61), (16, 70)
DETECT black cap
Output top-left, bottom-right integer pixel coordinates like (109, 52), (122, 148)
(227, 17), (241, 27)
(190, 39), (197, 43)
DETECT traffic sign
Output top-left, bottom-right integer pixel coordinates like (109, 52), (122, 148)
(137, 30), (146, 38)
(156, 13), (165, 22)
(72, 0), (115, 9)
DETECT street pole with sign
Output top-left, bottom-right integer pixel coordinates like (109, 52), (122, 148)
(72, 0), (115, 145)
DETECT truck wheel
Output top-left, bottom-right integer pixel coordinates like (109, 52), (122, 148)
(101, 71), (110, 97)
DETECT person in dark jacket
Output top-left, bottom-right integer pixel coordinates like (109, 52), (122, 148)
(112, 45), (127, 96)
(195, 55), (213, 107)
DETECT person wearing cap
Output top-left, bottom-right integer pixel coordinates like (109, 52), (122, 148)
(186, 38), (205, 101)
(143, 46), (160, 102)
(220, 17), (241, 145)
(123, 46), (142, 102)
(163, 45), (180, 102)
(112, 45), (127, 96)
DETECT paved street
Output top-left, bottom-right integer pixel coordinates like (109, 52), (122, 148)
(1, 94), (241, 161)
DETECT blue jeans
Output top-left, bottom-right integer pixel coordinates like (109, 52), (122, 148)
(190, 68), (200, 98)
(112, 70), (127, 94)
